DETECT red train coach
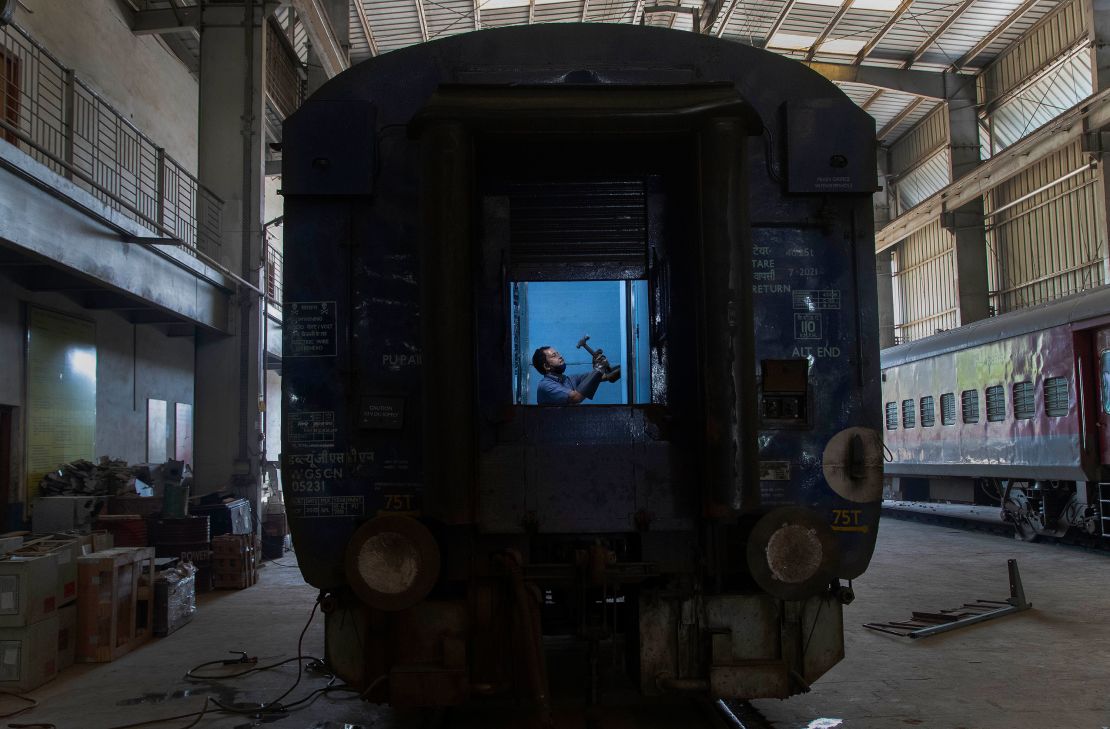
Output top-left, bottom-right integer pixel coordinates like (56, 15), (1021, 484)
(881, 284), (1110, 540)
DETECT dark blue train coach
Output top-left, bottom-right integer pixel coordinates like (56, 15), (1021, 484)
(281, 22), (884, 717)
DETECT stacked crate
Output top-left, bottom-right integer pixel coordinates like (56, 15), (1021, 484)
(0, 552), (60, 690)
(76, 547), (155, 662)
(211, 535), (260, 590)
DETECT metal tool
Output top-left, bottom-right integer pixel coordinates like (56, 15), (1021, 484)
(862, 559), (1032, 639)
(576, 335), (621, 381)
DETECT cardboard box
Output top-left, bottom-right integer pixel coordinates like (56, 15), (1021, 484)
(0, 555), (57, 627)
(0, 536), (23, 556)
(31, 496), (105, 534)
(57, 604), (75, 671)
(0, 614), (58, 691)
(14, 538), (80, 607)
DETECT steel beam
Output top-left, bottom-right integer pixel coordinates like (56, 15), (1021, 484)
(131, 5), (202, 35)
(414, 0), (430, 42)
(1089, 0), (1110, 90)
(352, 0), (380, 56)
(714, 0), (741, 37)
(291, 0), (349, 77)
(803, 61), (951, 99)
(853, 0), (914, 64)
(902, 0), (976, 70)
(860, 88), (884, 111)
(951, 0), (1041, 70)
(876, 87), (1110, 252)
(877, 96), (925, 140)
(804, 0), (852, 62)
(765, 0), (798, 45)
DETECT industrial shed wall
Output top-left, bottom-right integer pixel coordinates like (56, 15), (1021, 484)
(978, 0), (1086, 107)
(9, 0), (199, 173)
(893, 220), (959, 342)
(0, 284), (195, 510)
(985, 140), (1104, 313)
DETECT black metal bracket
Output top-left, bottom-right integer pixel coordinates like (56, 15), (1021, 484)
(863, 559), (1032, 639)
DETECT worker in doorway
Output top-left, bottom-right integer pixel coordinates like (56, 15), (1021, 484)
(532, 346), (620, 405)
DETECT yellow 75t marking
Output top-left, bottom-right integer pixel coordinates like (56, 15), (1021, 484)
(831, 509), (869, 533)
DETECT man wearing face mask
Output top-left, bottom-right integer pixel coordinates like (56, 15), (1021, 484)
(532, 346), (620, 405)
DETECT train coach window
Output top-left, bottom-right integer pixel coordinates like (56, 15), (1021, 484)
(511, 280), (651, 405)
(961, 390), (980, 424)
(1012, 381), (1035, 419)
(885, 402), (897, 430)
(985, 386), (1005, 422)
(940, 393), (956, 425)
(1044, 376), (1069, 417)
(901, 399), (915, 428)
(920, 396), (935, 427)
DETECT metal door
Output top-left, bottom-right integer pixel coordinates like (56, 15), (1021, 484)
(1096, 328), (1110, 465)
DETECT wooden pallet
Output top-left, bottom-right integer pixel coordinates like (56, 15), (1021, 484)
(76, 547), (154, 662)
(211, 535), (260, 589)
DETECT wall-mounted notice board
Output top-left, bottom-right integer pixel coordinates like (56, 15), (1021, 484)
(25, 307), (97, 504)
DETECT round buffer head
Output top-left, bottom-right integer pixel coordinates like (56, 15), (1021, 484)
(746, 506), (839, 600)
(344, 514), (441, 611)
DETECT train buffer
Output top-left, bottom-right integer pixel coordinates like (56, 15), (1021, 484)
(862, 559), (1032, 639)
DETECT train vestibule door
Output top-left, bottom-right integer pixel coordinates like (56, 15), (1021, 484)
(1095, 329), (1110, 467)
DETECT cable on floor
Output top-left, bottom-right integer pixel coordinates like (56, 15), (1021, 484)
(192, 599), (355, 714)
(0, 690), (38, 720)
(100, 697), (210, 729)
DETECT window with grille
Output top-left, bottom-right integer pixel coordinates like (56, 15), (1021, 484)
(1044, 377), (1069, 417)
(1012, 381), (1034, 419)
(885, 402), (898, 430)
(986, 385), (1005, 422)
(940, 392), (955, 425)
(920, 396), (935, 427)
(901, 399), (915, 428)
(961, 389), (979, 423)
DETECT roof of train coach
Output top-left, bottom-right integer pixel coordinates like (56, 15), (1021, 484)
(881, 283), (1110, 370)
(292, 22), (874, 138)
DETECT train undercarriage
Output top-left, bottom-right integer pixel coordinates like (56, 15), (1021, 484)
(885, 477), (1109, 542)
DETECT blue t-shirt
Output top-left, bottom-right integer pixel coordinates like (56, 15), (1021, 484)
(537, 372), (592, 405)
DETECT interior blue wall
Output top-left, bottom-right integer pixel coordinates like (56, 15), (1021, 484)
(517, 281), (626, 405)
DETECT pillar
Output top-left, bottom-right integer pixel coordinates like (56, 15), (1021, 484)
(1085, 0), (1110, 284)
(945, 76), (990, 325)
(194, 1), (271, 515)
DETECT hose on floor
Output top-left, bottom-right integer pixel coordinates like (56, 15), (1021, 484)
(0, 690), (38, 721)
(31, 597), (358, 729)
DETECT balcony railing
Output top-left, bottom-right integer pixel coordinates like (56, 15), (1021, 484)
(0, 22), (221, 257)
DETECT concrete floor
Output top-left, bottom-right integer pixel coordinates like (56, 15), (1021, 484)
(7, 518), (1110, 728)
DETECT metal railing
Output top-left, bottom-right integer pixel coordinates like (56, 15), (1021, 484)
(265, 16), (305, 120)
(265, 243), (283, 307)
(0, 22), (221, 257)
